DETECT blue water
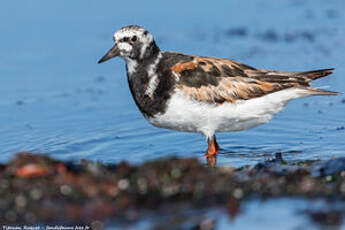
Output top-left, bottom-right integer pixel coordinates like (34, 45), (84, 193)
(1, 0), (344, 166)
(1, 1), (345, 228)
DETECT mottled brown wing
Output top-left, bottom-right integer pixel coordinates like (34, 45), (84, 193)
(171, 56), (302, 104)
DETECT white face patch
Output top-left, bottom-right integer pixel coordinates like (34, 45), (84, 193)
(113, 26), (154, 59)
(117, 42), (132, 54)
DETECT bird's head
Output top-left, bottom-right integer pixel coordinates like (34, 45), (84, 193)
(98, 25), (159, 64)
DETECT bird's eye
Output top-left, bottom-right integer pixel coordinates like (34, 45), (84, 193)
(131, 36), (137, 42)
(123, 37), (129, 42)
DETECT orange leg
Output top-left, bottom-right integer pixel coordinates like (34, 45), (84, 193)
(205, 135), (220, 157)
(206, 135), (219, 167)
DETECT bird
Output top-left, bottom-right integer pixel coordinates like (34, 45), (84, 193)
(98, 25), (339, 160)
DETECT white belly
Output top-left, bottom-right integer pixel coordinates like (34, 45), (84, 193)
(147, 88), (311, 137)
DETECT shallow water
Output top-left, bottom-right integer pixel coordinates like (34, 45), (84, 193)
(1, 0), (345, 228)
(1, 0), (344, 167)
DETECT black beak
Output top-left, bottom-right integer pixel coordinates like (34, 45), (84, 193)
(98, 44), (120, 64)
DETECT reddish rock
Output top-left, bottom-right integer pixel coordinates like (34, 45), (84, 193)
(15, 164), (50, 178)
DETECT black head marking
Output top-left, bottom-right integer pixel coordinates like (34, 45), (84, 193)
(113, 25), (159, 61)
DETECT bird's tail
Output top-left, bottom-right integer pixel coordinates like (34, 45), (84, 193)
(296, 68), (334, 81)
(295, 68), (340, 95)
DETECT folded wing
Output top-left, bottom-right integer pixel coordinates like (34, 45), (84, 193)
(171, 56), (337, 104)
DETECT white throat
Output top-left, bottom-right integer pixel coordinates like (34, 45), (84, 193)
(125, 58), (138, 76)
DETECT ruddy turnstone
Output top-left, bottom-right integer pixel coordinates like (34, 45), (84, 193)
(98, 25), (339, 159)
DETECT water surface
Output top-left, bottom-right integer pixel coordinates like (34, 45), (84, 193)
(1, 0), (345, 229)
(1, 0), (344, 166)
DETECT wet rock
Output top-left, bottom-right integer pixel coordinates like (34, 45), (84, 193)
(252, 152), (300, 176)
(6, 152), (57, 176)
(307, 210), (343, 227)
(2, 153), (345, 225)
(15, 164), (50, 178)
(275, 152), (283, 161)
(312, 158), (345, 177)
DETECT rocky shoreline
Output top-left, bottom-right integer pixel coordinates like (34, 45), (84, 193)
(1, 152), (345, 228)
